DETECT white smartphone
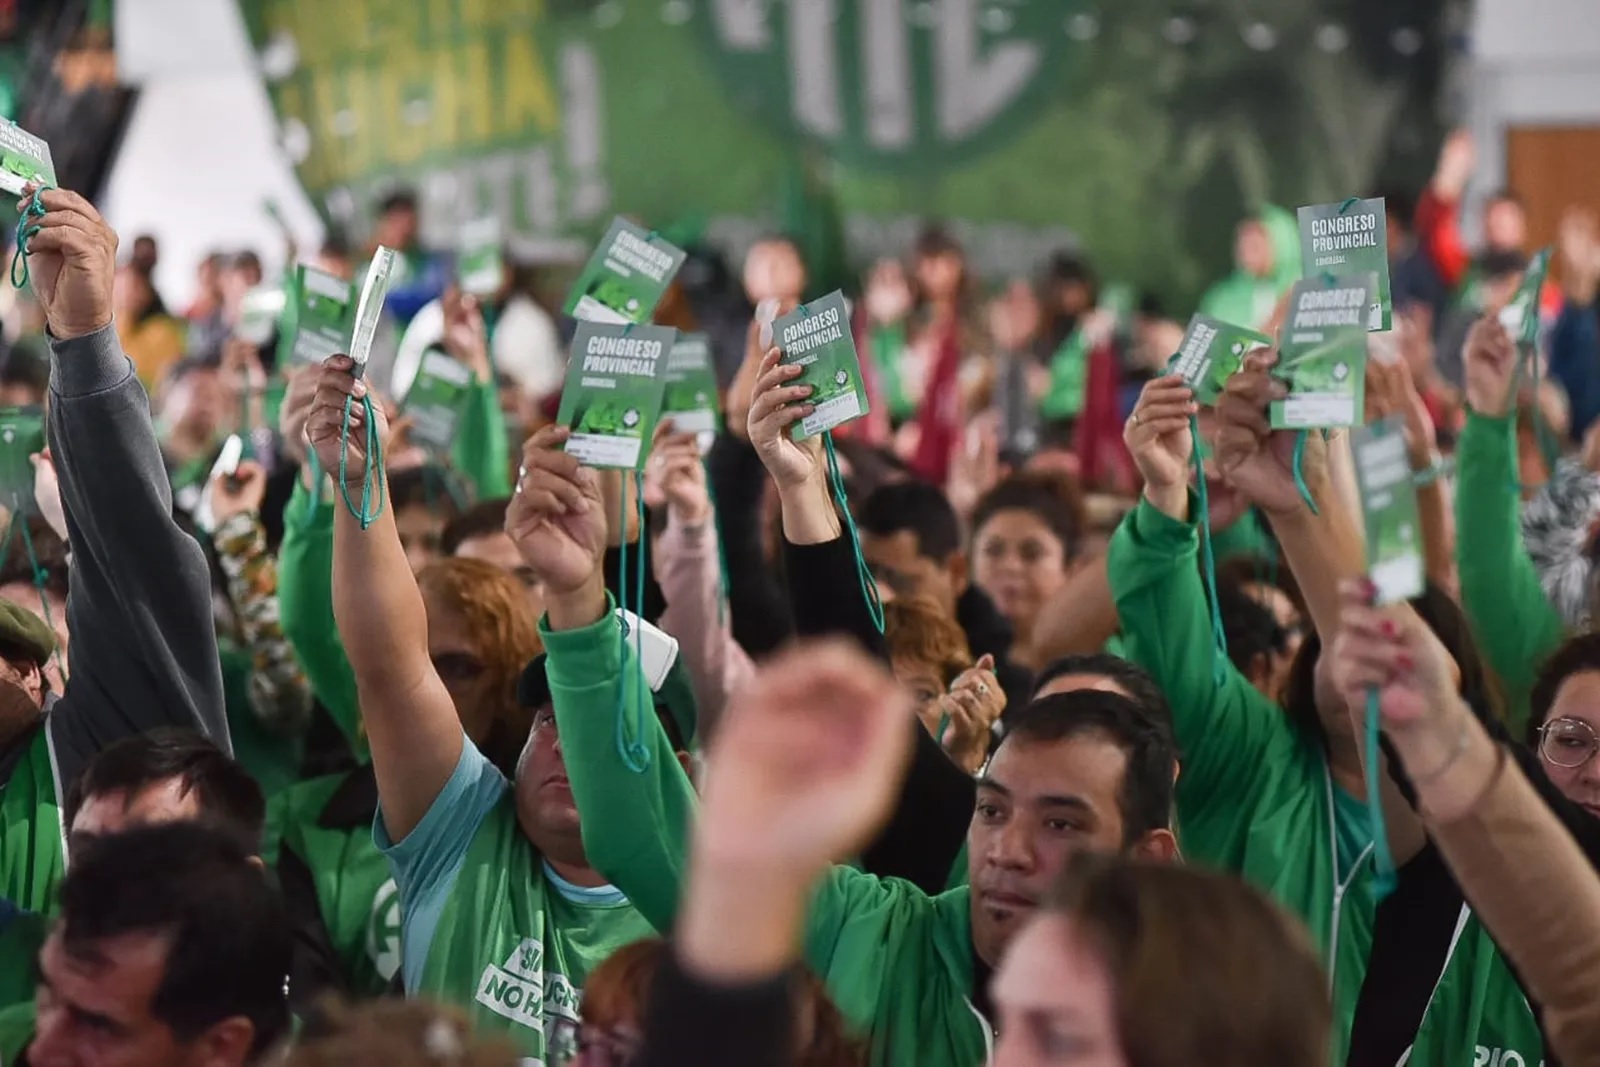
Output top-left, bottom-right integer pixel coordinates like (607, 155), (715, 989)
(615, 607), (680, 690)
(212, 434), (244, 481)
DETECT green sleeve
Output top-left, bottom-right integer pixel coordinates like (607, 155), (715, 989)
(543, 603), (696, 935)
(279, 478), (366, 757)
(1455, 411), (1567, 732)
(799, 866), (910, 1031)
(1107, 497), (1293, 810)
(450, 374), (512, 499)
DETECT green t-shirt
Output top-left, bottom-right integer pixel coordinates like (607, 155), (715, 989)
(0, 727), (64, 916)
(377, 738), (656, 1061)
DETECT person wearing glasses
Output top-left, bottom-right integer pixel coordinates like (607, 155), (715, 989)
(1527, 632), (1600, 816)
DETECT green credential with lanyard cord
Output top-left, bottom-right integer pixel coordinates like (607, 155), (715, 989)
(2, 119), (54, 291)
(563, 217), (685, 326)
(557, 322), (674, 472)
(1500, 247), (1560, 488)
(1271, 273), (1376, 432)
(339, 247), (397, 530)
(1166, 314), (1274, 682)
(773, 292), (885, 633)
(1350, 414), (1425, 903)
(1299, 198), (1391, 332)
(660, 332), (720, 455)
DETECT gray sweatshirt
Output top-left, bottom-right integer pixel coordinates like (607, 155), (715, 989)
(41, 324), (229, 790)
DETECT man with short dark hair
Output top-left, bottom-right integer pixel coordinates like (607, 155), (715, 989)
(1, 730), (265, 1011)
(514, 432), (1180, 1066)
(8, 823), (290, 1067)
(858, 479), (1033, 710)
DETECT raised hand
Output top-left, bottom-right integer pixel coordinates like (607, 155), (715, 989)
(1124, 375), (1198, 519)
(277, 366), (319, 465)
(696, 638), (913, 877)
(441, 286), (492, 380)
(19, 186), (117, 340)
(1213, 350), (1327, 517)
(209, 459), (268, 525)
(645, 420), (711, 527)
(1326, 578), (1459, 731)
(1432, 129), (1475, 202)
(505, 426), (607, 599)
(936, 653), (1004, 774)
(1462, 315), (1517, 419)
(1365, 356), (1438, 468)
(746, 346), (822, 492)
(304, 356), (388, 487)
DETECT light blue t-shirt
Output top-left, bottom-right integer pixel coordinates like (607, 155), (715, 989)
(374, 735), (625, 991)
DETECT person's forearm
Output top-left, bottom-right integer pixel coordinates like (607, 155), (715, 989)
(46, 325), (229, 776)
(546, 575), (609, 632)
(1029, 554), (1119, 663)
(677, 854), (810, 981)
(451, 374), (512, 498)
(1387, 701), (1501, 824)
(778, 468), (841, 545)
(330, 478), (432, 689)
(657, 517), (752, 729)
(1267, 482), (1365, 646)
(1417, 477), (1457, 595)
(214, 513), (313, 735)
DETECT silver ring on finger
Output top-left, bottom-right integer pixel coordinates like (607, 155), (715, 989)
(976, 682), (990, 697)
(1129, 412), (1141, 427)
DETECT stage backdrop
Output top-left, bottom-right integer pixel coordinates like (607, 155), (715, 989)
(238, 0), (1458, 308)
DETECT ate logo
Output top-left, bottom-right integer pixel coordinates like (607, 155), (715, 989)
(366, 878), (402, 982)
(692, 0), (1075, 170)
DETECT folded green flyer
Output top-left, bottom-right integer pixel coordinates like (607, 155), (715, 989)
(349, 247), (397, 379)
(557, 322), (676, 469)
(661, 332), (721, 453)
(290, 265), (355, 366)
(1299, 198), (1391, 331)
(564, 218), (686, 325)
(1168, 314), (1273, 404)
(1271, 273), (1376, 429)
(458, 217), (504, 298)
(1499, 247), (1552, 353)
(1352, 415), (1425, 605)
(773, 291), (869, 440)
(0, 406), (43, 514)
(0, 121), (53, 196)
(405, 350), (474, 454)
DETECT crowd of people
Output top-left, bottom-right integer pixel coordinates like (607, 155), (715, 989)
(0, 121), (1597, 1067)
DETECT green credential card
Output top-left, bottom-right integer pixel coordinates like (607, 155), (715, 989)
(458, 217), (504, 298)
(1272, 273), (1377, 429)
(0, 121), (54, 196)
(557, 322), (676, 470)
(661, 332), (721, 454)
(0, 406), (43, 514)
(405, 350), (475, 454)
(1499, 247), (1553, 357)
(1169, 314), (1273, 404)
(773, 291), (869, 440)
(564, 218), (686, 325)
(1352, 415), (1425, 605)
(290, 265), (355, 366)
(1299, 198), (1391, 331)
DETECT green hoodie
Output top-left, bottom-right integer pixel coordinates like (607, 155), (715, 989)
(1196, 204), (1301, 330)
(1454, 410), (1567, 735)
(546, 608), (993, 1067)
(1107, 496), (1542, 1065)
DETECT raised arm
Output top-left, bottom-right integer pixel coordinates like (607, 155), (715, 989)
(442, 291), (512, 499)
(32, 187), (227, 785)
(1456, 316), (1567, 732)
(307, 356), (462, 842)
(511, 427), (696, 934)
(1110, 376), (1292, 818)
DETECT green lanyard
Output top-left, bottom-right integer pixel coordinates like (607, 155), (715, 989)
(10, 189), (46, 290)
(822, 432), (884, 634)
(615, 473), (652, 772)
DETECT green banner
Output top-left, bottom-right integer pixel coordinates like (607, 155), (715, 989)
(240, 0), (1449, 307)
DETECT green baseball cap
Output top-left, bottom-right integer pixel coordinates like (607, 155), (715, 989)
(0, 597), (55, 666)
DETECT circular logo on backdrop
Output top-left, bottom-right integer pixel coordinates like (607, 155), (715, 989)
(691, 0), (1076, 172)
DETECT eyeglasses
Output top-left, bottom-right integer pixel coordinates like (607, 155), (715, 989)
(1537, 717), (1600, 769)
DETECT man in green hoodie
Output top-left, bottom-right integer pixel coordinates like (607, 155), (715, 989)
(1198, 205), (1301, 332)
(511, 422), (1179, 1067)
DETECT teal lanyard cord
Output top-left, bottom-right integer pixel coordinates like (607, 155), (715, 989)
(1291, 431), (1321, 516)
(10, 189), (45, 290)
(336, 393), (385, 529)
(1189, 414), (1229, 684)
(1508, 345), (1561, 493)
(822, 432), (885, 634)
(1365, 686), (1397, 900)
(615, 473), (652, 773)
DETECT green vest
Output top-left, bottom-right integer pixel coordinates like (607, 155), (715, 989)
(415, 798), (655, 1062)
(0, 727), (63, 915)
(1399, 905), (1545, 1066)
(269, 768), (396, 999)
